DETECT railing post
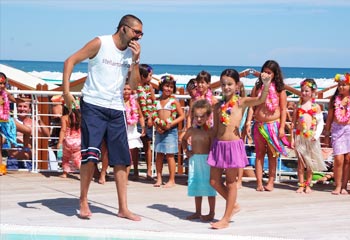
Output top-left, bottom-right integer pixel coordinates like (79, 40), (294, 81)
(36, 84), (49, 170)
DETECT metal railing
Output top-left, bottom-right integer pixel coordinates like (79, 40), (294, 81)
(4, 90), (332, 183)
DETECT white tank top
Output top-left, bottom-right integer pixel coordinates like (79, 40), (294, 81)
(82, 35), (132, 110)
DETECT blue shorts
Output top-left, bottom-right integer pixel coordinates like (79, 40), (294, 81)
(80, 99), (130, 166)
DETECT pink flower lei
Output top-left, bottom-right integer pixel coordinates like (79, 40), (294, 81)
(194, 88), (213, 105)
(334, 96), (350, 123)
(258, 82), (278, 112)
(0, 90), (10, 121)
(125, 95), (139, 125)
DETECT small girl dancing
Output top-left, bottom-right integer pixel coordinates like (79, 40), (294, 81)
(246, 60), (289, 192)
(208, 69), (271, 229)
(181, 99), (216, 221)
(57, 98), (81, 178)
(324, 73), (350, 195)
(0, 72), (17, 176)
(291, 79), (327, 193)
(152, 75), (184, 188)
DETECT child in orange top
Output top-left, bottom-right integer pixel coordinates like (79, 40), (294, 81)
(291, 79), (326, 193)
(57, 98), (81, 178)
(208, 69), (271, 229)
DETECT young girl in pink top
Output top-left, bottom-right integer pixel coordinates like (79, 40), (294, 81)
(57, 98), (81, 178)
(324, 73), (350, 195)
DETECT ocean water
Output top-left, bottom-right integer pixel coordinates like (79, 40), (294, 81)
(0, 59), (348, 89)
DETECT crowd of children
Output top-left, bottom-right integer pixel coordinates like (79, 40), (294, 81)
(1, 63), (349, 229)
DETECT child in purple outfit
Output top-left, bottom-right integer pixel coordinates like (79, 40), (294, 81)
(208, 69), (271, 229)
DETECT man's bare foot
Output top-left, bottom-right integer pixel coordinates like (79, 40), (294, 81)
(79, 200), (92, 219)
(340, 189), (349, 195)
(186, 212), (201, 220)
(200, 213), (214, 222)
(210, 219), (229, 229)
(305, 186), (312, 194)
(296, 187), (304, 193)
(163, 182), (175, 188)
(256, 185), (264, 191)
(117, 211), (141, 221)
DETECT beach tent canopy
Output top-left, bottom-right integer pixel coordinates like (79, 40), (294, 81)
(0, 64), (60, 90)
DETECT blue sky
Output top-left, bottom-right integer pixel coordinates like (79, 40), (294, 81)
(1, 0), (349, 68)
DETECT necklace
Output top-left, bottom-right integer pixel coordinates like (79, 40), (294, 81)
(0, 90), (10, 121)
(137, 84), (153, 118)
(152, 95), (177, 127)
(194, 88), (213, 105)
(334, 96), (350, 123)
(220, 95), (239, 126)
(297, 98), (317, 138)
(258, 82), (278, 112)
(125, 95), (139, 125)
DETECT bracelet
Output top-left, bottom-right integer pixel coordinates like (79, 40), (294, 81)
(131, 59), (140, 65)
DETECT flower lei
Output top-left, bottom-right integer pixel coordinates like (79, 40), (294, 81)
(194, 88), (213, 105)
(334, 96), (350, 123)
(152, 95), (177, 127)
(220, 95), (239, 126)
(258, 82), (278, 112)
(297, 98), (317, 138)
(0, 90), (10, 121)
(125, 95), (139, 126)
(137, 84), (153, 118)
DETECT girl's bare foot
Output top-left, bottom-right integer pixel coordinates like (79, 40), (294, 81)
(331, 187), (341, 195)
(59, 173), (68, 178)
(153, 181), (162, 187)
(200, 213), (214, 222)
(305, 186), (312, 194)
(256, 185), (264, 191)
(340, 189), (349, 195)
(117, 211), (141, 221)
(210, 219), (229, 229)
(79, 200), (92, 219)
(186, 212), (201, 220)
(237, 181), (242, 189)
(296, 187), (304, 193)
(163, 181), (175, 188)
(264, 183), (274, 191)
(98, 174), (106, 184)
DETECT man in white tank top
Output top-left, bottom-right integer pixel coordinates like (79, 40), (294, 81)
(62, 14), (143, 221)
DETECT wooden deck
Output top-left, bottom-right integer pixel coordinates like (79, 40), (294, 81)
(1, 171), (349, 240)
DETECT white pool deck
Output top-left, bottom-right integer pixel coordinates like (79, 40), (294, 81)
(1, 171), (350, 240)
